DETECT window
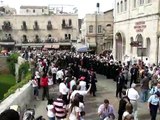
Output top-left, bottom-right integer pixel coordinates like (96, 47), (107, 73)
(42, 9), (44, 13)
(117, 3), (119, 13)
(133, 0), (136, 8)
(140, 0), (144, 5)
(33, 9), (35, 13)
(124, 0), (127, 11)
(89, 25), (93, 33)
(62, 19), (65, 25)
(68, 34), (71, 39)
(48, 21), (51, 24)
(65, 34), (68, 39)
(98, 25), (102, 33)
(26, 9), (29, 13)
(130, 37), (133, 53)
(69, 19), (72, 26)
(34, 21), (38, 26)
(121, 1), (123, 12)
(106, 24), (112, 27)
(147, 0), (151, 3)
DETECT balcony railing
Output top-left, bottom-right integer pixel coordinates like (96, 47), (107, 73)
(33, 25), (39, 30)
(61, 24), (72, 29)
(2, 25), (12, 31)
(47, 25), (52, 30)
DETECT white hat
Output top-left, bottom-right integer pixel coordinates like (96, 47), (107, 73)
(131, 83), (136, 88)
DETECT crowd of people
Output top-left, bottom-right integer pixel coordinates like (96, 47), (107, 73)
(0, 48), (160, 120)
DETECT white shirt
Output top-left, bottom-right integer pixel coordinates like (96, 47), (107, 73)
(70, 80), (76, 91)
(79, 81), (86, 91)
(122, 111), (129, 120)
(70, 90), (88, 100)
(69, 106), (80, 120)
(31, 79), (38, 88)
(48, 77), (53, 86)
(56, 70), (64, 80)
(59, 82), (69, 95)
(127, 88), (139, 101)
(47, 105), (55, 118)
(79, 102), (85, 112)
(51, 67), (57, 74)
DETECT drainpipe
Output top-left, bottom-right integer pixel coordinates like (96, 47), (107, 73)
(156, 0), (160, 65)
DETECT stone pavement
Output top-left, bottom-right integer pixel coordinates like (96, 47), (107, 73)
(29, 74), (160, 120)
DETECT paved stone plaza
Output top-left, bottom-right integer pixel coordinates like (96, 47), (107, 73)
(29, 74), (160, 120)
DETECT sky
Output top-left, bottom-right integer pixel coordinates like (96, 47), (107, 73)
(2, 0), (114, 18)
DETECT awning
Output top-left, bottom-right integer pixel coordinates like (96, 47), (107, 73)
(52, 44), (59, 49)
(44, 44), (52, 48)
(89, 43), (96, 47)
(73, 44), (89, 52)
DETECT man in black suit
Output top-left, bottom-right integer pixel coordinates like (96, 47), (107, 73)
(130, 64), (139, 87)
(116, 70), (125, 98)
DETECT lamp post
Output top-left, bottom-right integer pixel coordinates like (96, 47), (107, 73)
(95, 3), (100, 54)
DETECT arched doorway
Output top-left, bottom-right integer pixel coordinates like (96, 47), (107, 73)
(136, 34), (143, 57)
(115, 32), (123, 61)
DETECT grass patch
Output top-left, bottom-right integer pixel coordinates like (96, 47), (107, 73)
(0, 74), (16, 100)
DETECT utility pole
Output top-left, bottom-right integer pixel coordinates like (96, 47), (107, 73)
(95, 3), (99, 54)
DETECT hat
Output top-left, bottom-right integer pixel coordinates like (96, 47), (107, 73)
(131, 83), (136, 88)
(80, 76), (85, 81)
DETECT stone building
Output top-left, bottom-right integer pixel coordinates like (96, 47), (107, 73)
(0, 6), (79, 50)
(20, 6), (49, 15)
(81, 9), (113, 53)
(114, 0), (160, 64)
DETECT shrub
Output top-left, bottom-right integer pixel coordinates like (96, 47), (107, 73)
(18, 62), (30, 82)
(3, 72), (32, 100)
(7, 53), (19, 75)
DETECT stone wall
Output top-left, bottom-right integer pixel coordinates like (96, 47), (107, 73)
(0, 56), (10, 74)
(0, 81), (33, 114)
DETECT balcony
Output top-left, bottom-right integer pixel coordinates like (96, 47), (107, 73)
(0, 39), (15, 45)
(2, 25), (12, 31)
(47, 25), (52, 30)
(33, 25), (39, 30)
(61, 24), (72, 29)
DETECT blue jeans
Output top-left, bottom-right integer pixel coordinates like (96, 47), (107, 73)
(141, 89), (148, 102)
(48, 117), (55, 120)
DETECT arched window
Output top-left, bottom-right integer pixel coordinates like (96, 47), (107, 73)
(62, 19), (65, 25)
(89, 25), (93, 33)
(33, 9), (35, 13)
(68, 34), (71, 39)
(48, 21), (51, 24)
(106, 24), (112, 27)
(117, 2), (119, 13)
(69, 19), (72, 26)
(121, 1), (123, 12)
(124, 0), (127, 11)
(133, 0), (136, 8)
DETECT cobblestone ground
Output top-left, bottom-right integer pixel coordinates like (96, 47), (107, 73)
(29, 74), (160, 120)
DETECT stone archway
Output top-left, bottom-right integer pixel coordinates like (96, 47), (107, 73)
(146, 37), (150, 57)
(136, 34), (143, 57)
(115, 32), (124, 61)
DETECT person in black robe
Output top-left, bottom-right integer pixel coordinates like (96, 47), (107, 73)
(118, 91), (130, 120)
(89, 70), (97, 97)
